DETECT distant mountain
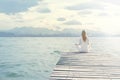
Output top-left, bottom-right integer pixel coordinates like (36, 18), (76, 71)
(0, 32), (15, 37)
(0, 27), (112, 37)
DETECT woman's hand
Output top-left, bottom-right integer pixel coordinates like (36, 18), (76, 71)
(75, 44), (81, 48)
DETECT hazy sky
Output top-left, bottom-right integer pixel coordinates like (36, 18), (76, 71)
(0, 0), (120, 34)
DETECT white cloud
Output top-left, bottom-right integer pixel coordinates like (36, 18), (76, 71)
(78, 10), (92, 15)
(63, 20), (82, 25)
(96, 0), (120, 6)
(57, 18), (66, 21)
(66, 1), (105, 11)
(98, 13), (109, 16)
(0, 0), (120, 34)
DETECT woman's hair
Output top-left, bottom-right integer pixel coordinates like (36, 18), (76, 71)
(81, 30), (87, 42)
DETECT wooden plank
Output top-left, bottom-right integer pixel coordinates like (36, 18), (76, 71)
(50, 52), (120, 80)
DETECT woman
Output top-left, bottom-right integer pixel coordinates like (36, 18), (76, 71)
(76, 30), (89, 53)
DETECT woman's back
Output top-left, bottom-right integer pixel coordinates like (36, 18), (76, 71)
(80, 37), (89, 52)
(78, 30), (89, 53)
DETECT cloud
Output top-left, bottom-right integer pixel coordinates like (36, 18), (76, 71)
(66, 2), (105, 11)
(27, 2), (51, 13)
(0, 0), (41, 14)
(86, 23), (94, 25)
(98, 13), (109, 16)
(38, 8), (51, 13)
(96, 0), (120, 5)
(0, 1), (52, 30)
(57, 17), (66, 21)
(54, 26), (62, 30)
(78, 10), (92, 15)
(63, 20), (82, 25)
(0, 0), (120, 35)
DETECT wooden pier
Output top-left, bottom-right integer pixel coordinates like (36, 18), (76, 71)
(50, 52), (120, 80)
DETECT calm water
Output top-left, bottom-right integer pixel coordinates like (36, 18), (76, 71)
(0, 37), (120, 80)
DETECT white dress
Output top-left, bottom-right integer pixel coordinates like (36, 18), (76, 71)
(78, 37), (89, 52)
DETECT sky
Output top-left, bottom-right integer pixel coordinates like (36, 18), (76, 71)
(0, 0), (120, 35)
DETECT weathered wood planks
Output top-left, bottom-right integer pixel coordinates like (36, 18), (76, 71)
(50, 52), (120, 80)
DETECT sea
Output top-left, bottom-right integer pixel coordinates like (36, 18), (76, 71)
(0, 37), (120, 80)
